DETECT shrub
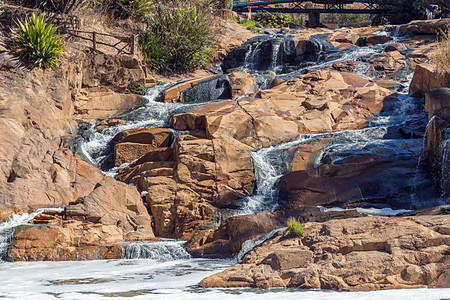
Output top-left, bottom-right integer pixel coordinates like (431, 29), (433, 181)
(433, 28), (450, 74)
(139, 5), (212, 72)
(234, 17), (262, 30)
(25, 0), (87, 14)
(12, 13), (63, 69)
(287, 217), (304, 236)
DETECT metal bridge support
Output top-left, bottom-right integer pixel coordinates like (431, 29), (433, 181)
(308, 11), (321, 28)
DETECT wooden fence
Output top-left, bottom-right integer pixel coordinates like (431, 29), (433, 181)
(0, 5), (137, 56)
(64, 29), (138, 55)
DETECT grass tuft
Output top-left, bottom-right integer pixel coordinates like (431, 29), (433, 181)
(287, 217), (304, 236)
(433, 27), (450, 75)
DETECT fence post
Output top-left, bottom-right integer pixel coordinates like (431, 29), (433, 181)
(130, 34), (137, 55)
(92, 31), (97, 51)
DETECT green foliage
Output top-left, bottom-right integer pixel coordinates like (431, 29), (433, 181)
(373, 0), (449, 25)
(12, 13), (63, 69)
(253, 11), (305, 28)
(234, 17), (262, 30)
(321, 13), (374, 27)
(113, 0), (154, 20)
(26, 0), (87, 14)
(139, 5), (212, 72)
(287, 217), (304, 236)
(126, 82), (146, 95)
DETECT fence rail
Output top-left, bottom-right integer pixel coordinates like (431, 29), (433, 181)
(65, 29), (138, 55)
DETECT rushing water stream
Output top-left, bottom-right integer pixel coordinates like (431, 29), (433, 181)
(1, 28), (449, 298)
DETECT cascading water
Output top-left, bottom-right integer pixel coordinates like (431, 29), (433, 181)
(0, 208), (64, 261)
(124, 240), (191, 261)
(236, 227), (286, 261)
(440, 134), (450, 197)
(75, 82), (199, 174)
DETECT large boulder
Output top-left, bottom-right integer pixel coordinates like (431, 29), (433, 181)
(199, 215), (450, 290)
(410, 63), (450, 97)
(398, 19), (450, 36)
(113, 128), (173, 166)
(163, 75), (232, 103)
(65, 177), (154, 235)
(278, 154), (420, 210)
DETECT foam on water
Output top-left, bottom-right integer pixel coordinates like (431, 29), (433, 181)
(318, 206), (412, 216)
(0, 258), (447, 299)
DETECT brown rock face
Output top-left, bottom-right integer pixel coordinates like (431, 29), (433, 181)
(370, 51), (406, 77)
(172, 70), (395, 150)
(278, 155), (419, 210)
(409, 63), (450, 97)
(113, 128), (173, 166)
(425, 88), (450, 195)
(65, 177), (154, 235)
(398, 19), (450, 36)
(199, 215), (450, 290)
(186, 212), (286, 258)
(117, 135), (254, 239)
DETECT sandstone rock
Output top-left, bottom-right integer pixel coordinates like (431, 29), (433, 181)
(199, 215), (450, 290)
(364, 34), (393, 45)
(74, 92), (144, 122)
(398, 19), (450, 36)
(65, 177), (154, 236)
(228, 72), (256, 97)
(96, 118), (126, 130)
(370, 51), (406, 77)
(410, 63), (450, 97)
(8, 221), (127, 261)
(278, 155), (419, 210)
(174, 70), (395, 149)
(113, 128), (173, 165)
(327, 32), (360, 45)
(186, 212), (286, 258)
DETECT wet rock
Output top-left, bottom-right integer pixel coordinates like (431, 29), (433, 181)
(278, 155), (419, 210)
(221, 36), (297, 73)
(163, 75), (232, 103)
(96, 118), (126, 130)
(199, 215), (450, 290)
(425, 88), (450, 195)
(370, 51), (406, 78)
(186, 212), (286, 258)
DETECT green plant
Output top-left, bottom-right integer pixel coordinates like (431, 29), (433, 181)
(233, 17), (262, 30)
(12, 13), (63, 69)
(139, 5), (212, 72)
(287, 217), (304, 236)
(127, 82), (146, 95)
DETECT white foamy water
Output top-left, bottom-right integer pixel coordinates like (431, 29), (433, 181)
(0, 259), (448, 299)
(318, 206), (412, 216)
(124, 240), (191, 261)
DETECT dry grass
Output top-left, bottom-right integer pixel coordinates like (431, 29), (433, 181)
(433, 27), (450, 74)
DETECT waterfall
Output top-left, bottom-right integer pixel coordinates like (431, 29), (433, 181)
(124, 240), (191, 261)
(440, 136), (450, 197)
(0, 207), (64, 261)
(236, 227), (286, 261)
(76, 82), (197, 173)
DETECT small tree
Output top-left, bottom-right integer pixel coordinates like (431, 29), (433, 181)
(12, 13), (63, 69)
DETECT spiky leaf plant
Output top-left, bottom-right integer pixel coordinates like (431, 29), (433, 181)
(13, 13), (63, 69)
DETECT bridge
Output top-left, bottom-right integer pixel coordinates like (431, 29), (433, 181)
(232, 0), (402, 27)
